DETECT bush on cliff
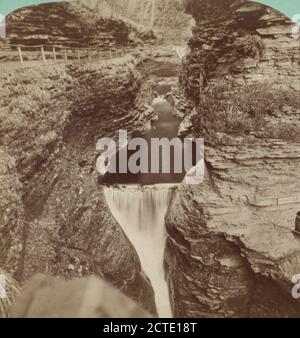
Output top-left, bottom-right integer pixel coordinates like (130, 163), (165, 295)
(191, 81), (300, 144)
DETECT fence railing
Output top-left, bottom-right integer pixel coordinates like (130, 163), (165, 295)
(0, 44), (129, 71)
(0, 43), (181, 72)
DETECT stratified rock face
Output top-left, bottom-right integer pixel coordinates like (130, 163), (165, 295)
(166, 150), (300, 318)
(181, 0), (300, 103)
(0, 57), (156, 315)
(166, 0), (300, 318)
(5, 2), (130, 48)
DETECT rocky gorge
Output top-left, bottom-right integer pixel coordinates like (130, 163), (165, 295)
(165, 0), (300, 317)
(0, 0), (300, 319)
(0, 54), (163, 316)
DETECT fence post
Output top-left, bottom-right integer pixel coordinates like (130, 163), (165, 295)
(41, 45), (46, 65)
(17, 46), (24, 67)
(77, 49), (80, 63)
(99, 49), (102, 61)
(53, 47), (57, 64)
(64, 49), (68, 63)
(109, 49), (112, 59)
(88, 50), (91, 63)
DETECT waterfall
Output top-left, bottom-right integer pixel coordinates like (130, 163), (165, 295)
(103, 184), (174, 317)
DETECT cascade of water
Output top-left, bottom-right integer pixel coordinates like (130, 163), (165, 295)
(103, 184), (174, 317)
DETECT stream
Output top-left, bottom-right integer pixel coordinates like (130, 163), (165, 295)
(102, 78), (191, 317)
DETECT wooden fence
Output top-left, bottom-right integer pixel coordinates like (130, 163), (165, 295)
(0, 44), (129, 71)
(0, 43), (181, 73)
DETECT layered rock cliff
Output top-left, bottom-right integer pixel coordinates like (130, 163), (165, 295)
(5, 2), (130, 48)
(181, 0), (300, 100)
(166, 0), (300, 317)
(0, 57), (156, 316)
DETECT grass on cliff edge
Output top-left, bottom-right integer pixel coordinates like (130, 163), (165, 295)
(0, 56), (137, 149)
(191, 82), (300, 145)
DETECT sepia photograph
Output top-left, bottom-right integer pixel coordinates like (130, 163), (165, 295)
(0, 0), (300, 324)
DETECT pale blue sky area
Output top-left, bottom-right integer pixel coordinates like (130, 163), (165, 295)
(252, 0), (300, 22)
(0, 0), (299, 21)
(0, 1), (71, 16)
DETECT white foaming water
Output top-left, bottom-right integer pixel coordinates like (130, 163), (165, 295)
(103, 184), (174, 317)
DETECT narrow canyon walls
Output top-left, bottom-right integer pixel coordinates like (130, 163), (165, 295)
(0, 57), (156, 316)
(166, 0), (300, 317)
